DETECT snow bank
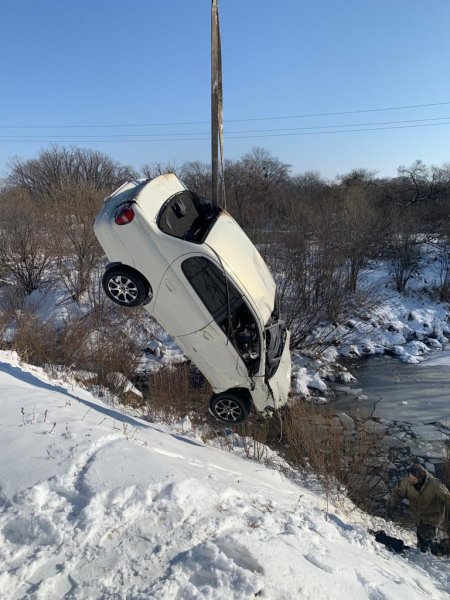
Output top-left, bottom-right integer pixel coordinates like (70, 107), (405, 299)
(0, 351), (448, 599)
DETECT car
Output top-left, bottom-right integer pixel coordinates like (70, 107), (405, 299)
(94, 173), (291, 423)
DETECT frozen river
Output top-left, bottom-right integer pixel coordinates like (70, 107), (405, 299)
(334, 350), (450, 475)
(333, 350), (449, 468)
(334, 350), (450, 427)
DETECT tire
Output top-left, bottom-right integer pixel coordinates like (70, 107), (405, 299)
(209, 390), (250, 424)
(102, 267), (150, 307)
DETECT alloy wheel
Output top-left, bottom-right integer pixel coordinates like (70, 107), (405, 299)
(107, 275), (139, 304)
(214, 397), (243, 422)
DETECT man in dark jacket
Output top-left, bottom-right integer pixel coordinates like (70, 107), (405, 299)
(387, 464), (450, 552)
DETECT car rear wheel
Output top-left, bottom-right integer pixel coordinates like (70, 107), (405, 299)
(102, 267), (150, 307)
(209, 391), (250, 424)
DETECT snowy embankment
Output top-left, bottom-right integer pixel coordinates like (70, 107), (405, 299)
(291, 263), (450, 399)
(0, 351), (448, 599)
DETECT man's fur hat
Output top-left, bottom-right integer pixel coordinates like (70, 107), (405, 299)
(407, 463), (427, 482)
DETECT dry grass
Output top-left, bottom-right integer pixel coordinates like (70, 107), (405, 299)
(146, 362), (212, 425)
(280, 399), (390, 510)
(8, 310), (59, 366)
(4, 306), (141, 402)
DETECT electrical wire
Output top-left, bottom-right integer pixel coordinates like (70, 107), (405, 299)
(2, 115), (450, 139)
(2, 120), (450, 142)
(1, 100), (450, 129)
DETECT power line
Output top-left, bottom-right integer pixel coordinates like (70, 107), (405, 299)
(1, 101), (450, 129)
(2, 115), (450, 139)
(2, 119), (450, 143)
(223, 101), (450, 124)
(229, 115), (450, 134)
(226, 121), (450, 139)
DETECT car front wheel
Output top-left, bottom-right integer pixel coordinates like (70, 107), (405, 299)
(102, 267), (150, 307)
(209, 391), (250, 424)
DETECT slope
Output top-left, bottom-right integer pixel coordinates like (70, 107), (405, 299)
(0, 351), (448, 599)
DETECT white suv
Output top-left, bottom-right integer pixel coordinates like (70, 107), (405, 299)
(94, 173), (291, 423)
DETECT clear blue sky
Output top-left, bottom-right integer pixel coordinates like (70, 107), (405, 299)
(1, 0), (450, 179)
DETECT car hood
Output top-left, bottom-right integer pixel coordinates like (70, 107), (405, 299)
(205, 212), (276, 325)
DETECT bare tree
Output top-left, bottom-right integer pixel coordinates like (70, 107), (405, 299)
(262, 191), (378, 354)
(141, 161), (180, 180)
(223, 148), (291, 228)
(223, 159), (255, 225)
(337, 168), (378, 188)
(0, 189), (56, 294)
(379, 160), (449, 209)
(49, 182), (105, 302)
(398, 160), (448, 206)
(241, 147), (291, 187)
(8, 145), (137, 198)
(179, 161), (211, 197)
(432, 235), (450, 301)
(336, 182), (389, 292)
(388, 210), (422, 292)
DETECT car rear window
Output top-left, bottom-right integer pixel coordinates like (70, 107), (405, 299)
(157, 191), (220, 243)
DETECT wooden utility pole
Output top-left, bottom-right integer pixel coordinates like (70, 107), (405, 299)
(211, 0), (224, 206)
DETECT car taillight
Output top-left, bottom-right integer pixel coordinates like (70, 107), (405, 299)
(115, 203), (135, 225)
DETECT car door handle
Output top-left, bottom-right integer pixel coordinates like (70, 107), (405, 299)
(202, 331), (212, 341)
(164, 279), (175, 292)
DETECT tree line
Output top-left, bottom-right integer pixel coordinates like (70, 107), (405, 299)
(1, 145), (450, 356)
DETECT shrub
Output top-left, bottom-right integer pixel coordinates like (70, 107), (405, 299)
(8, 310), (59, 366)
(58, 316), (141, 401)
(0, 190), (56, 294)
(281, 400), (389, 510)
(3, 305), (142, 403)
(146, 362), (212, 425)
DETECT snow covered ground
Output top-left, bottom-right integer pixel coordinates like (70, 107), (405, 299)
(0, 350), (449, 599)
(291, 260), (450, 401)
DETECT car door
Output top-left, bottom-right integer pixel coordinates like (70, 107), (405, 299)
(174, 255), (255, 389)
(176, 321), (247, 391)
(152, 256), (213, 338)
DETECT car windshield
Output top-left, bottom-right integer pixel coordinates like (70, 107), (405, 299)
(157, 191), (220, 243)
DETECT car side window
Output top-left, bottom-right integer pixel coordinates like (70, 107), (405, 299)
(181, 256), (241, 325)
(157, 191), (219, 243)
(182, 256), (261, 375)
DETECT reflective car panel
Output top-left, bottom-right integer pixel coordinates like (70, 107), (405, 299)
(204, 213), (276, 325)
